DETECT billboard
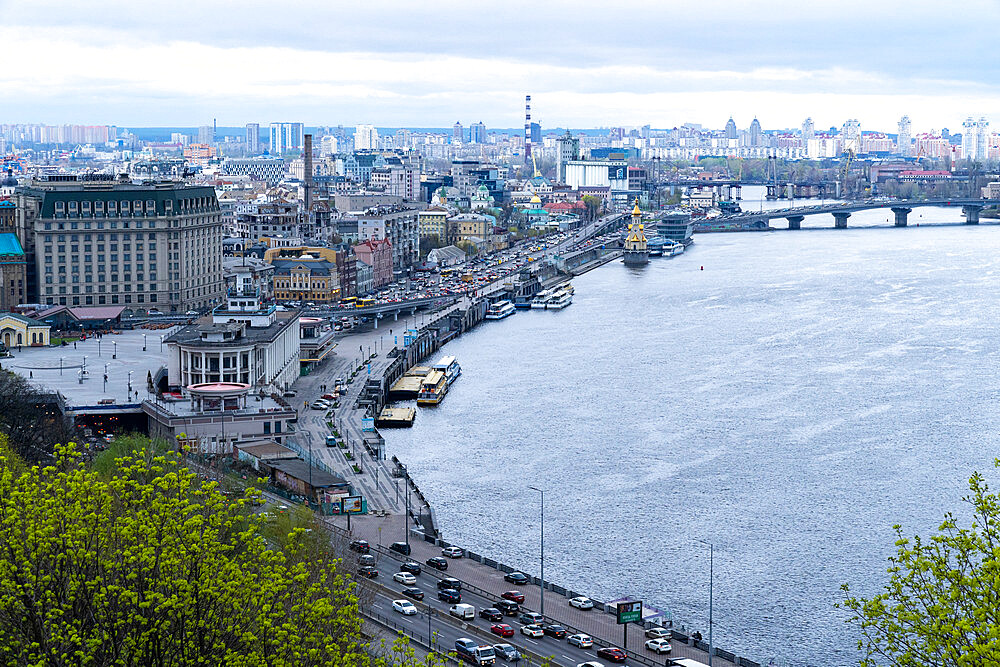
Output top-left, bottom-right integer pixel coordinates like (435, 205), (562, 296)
(608, 164), (627, 182)
(616, 600), (643, 624)
(342, 495), (364, 514)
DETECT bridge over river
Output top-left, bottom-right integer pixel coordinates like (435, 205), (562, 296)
(711, 198), (1000, 229)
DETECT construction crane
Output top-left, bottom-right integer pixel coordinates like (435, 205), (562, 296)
(839, 148), (855, 198)
(532, 151), (542, 179)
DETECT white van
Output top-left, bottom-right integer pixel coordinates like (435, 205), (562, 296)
(450, 603), (475, 620)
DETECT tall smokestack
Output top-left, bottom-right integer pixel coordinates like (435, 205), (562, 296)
(303, 133), (313, 210)
(524, 94), (532, 165)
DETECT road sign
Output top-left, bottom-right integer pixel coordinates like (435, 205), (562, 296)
(616, 600), (642, 624)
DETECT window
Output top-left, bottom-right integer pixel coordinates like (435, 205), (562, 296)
(55, 202), (65, 214)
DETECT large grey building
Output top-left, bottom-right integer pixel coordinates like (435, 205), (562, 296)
(15, 175), (224, 312)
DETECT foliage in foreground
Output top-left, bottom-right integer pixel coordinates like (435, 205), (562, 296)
(0, 442), (366, 666)
(840, 461), (1000, 666)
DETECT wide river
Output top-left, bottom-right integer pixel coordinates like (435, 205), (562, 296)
(383, 195), (1000, 666)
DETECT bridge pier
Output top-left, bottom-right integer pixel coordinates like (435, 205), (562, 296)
(786, 216), (804, 230)
(963, 205), (982, 225)
(891, 207), (912, 227)
(833, 212), (851, 229)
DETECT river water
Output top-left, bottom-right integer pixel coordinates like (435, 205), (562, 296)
(382, 192), (1000, 666)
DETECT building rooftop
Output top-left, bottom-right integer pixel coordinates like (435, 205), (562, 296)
(0, 232), (24, 257)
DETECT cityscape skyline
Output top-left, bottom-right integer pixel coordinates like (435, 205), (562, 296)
(4, 1), (1000, 127)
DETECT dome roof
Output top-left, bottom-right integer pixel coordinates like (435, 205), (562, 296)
(530, 194), (542, 204)
(1, 169), (17, 188)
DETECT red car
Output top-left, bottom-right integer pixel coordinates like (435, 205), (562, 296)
(491, 624), (515, 638)
(321, 393), (336, 400)
(596, 647), (627, 663)
(501, 591), (525, 603)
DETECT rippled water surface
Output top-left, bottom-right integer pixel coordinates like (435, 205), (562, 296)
(383, 205), (1000, 666)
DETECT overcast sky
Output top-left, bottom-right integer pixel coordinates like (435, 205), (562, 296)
(2, 0), (998, 132)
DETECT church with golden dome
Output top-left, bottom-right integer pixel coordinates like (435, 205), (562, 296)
(622, 200), (649, 266)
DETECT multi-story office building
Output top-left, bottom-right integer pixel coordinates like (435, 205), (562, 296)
(269, 122), (304, 155)
(220, 157), (286, 184)
(896, 116), (911, 157)
(246, 123), (260, 154)
(354, 124), (379, 151)
(15, 175), (224, 312)
(234, 202), (302, 240)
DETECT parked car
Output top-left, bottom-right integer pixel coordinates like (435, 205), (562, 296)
(357, 566), (378, 579)
(400, 561), (422, 575)
(357, 554), (376, 566)
(568, 634), (593, 649)
(645, 627), (671, 640)
(437, 577), (462, 591)
(349, 540), (370, 553)
(392, 599), (417, 616)
(438, 588), (461, 603)
(390, 541), (411, 556)
(480, 607), (503, 622)
(517, 612), (544, 625)
(495, 600), (520, 616)
(491, 624), (515, 638)
(501, 591), (524, 603)
(644, 638), (672, 654)
(596, 647), (626, 663)
(492, 644), (521, 663)
(426, 556), (449, 571)
(393, 572), (417, 585)
(520, 624), (544, 638)
(442, 546), (464, 558)
(569, 597), (594, 610)
(543, 624), (567, 639)
(504, 571), (529, 585)
(402, 587), (424, 601)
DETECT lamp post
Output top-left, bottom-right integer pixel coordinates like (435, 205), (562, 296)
(127, 371), (133, 401)
(59, 357), (64, 375)
(401, 463), (410, 550)
(113, 340), (117, 359)
(103, 363), (109, 393)
(527, 485), (545, 617)
(697, 539), (714, 666)
(143, 333), (147, 351)
(98, 338), (101, 357)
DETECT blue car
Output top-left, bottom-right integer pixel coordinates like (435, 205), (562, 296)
(438, 588), (461, 603)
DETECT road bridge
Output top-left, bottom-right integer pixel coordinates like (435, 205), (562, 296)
(712, 198), (1000, 229)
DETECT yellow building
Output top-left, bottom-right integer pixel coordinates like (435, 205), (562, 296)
(418, 207), (449, 240)
(265, 247), (341, 303)
(0, 313), (50, 349)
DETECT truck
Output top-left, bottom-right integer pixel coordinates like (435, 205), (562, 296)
(455, 638), (495, 666)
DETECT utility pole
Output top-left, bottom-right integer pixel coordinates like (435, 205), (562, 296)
(528, 486), (545, 617)
(698, 539), (714, 666)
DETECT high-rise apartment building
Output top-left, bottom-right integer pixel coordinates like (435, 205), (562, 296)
(748, 118), (762, 147)
(470, 121), (487, 144)
(841, 119), (862, 153)
(896, 116), (911, 157)
(354, 124), (379, 150)
(246, 123), (260, 154)
(725, 117), (738, 140)
(530, 122), (541, 145)
(453, 122), (465, 142)
(197, 125), (214, 145)
(16, 175), (224, 312)
(801, 117), (815, 142)
(962, 117), (990, 161)
(269, 122), (304, 155)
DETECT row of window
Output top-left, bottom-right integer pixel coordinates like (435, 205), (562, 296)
(52, 196), (217, 217)
(41, 216), (222, 231)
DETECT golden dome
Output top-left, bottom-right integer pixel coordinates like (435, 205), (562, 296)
(530, 194), (542, 204)
(632, 201), (642, 216)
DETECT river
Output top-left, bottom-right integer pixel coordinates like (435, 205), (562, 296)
(382, 193), (1000, 666)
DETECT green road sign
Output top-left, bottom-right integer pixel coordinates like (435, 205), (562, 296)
(616, 600), (642, 624)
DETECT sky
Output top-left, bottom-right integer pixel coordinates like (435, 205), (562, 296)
(1, 0), (999, 132)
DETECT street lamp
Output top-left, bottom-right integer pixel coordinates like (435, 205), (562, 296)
(143, 333), (147, 351)
(113, 340), (117, 359)
(104, 363), (109, 393)
(128, 370), (133, 401)
(527, 486), (545, 617)
(59, 357), (64, 375)
(697, 539), (714, 666)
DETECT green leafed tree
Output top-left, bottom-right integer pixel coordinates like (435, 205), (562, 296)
(0, 442), (371, 666)
(840, 461), (1000, 666)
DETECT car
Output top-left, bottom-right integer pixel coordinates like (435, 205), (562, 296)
(501, 591), (524, 603)
(438, 589), (461, 603)
(357, 566), (378, 579)
(393, 572), (417, 585)
(282, 390), (297, 398)
(491, 624), (515, 638)
(568, 634), (593, 649)
(542, 624), (567, 639)
(644, 638), (672, 654)
(569, 596), (595, 610)
(493, 644), (521, 663)
(576, 662), (605, 667)
(517, 611), (545, 625)
(185, 310), (199, 316)
(645, 627), (671, 640)
(402, 587), (424, 601)
(441, 546), (464, 558)
(437, 577), (462, 591)
(357, 554), (376, 566)
(596, 647), (626, 663)
(426, 556), (448, 571)
(480, 607), (503, 621)
(392, 599), (417, 615)
(495, 600), (520, 616)
(389, 541), (411, 556)
(520, 624), (544, 638)
(310, 401), (329, 410)
(400, 561), (422, 575)
(321, 393), (336, 401)
(349, 540), (370, 553)
(504, 571), (530, 585)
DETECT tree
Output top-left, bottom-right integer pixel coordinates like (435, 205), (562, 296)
(840, 462), (1000, 666)
(581, 195), (602, 222)
(0, 443), (368, 666)
(0, 368), (73, 462)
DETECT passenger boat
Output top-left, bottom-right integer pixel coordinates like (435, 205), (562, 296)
(485, 300), (516, 320)
(666, 242), (685, 257)
(546, 287), (573, 310)
(416, 370), (448, 406)
(431, 355), (462, 386)
(530, 289), (554, 309)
